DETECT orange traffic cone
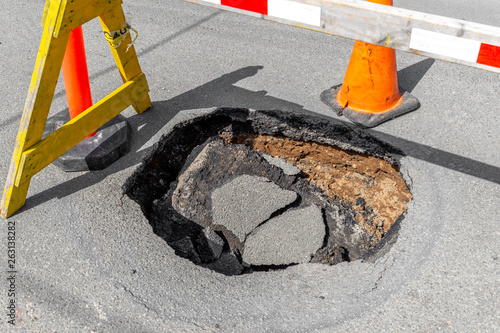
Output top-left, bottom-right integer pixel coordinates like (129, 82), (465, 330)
(43, 25), (132, 172)
(62, 26), (96, 137)
(321, 0), (419, 128)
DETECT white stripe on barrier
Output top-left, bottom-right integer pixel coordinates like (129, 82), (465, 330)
(268, 0), (322, 27)
(410, 28), (481, 63)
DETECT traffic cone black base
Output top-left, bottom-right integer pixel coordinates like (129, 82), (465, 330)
(43, 111), (131, 171)
(321, 85), (420, 128)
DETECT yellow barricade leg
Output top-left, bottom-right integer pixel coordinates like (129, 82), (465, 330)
(99, 5), (152, 113)
(1, 2), (70, 218)
(1, 0), (151, 218)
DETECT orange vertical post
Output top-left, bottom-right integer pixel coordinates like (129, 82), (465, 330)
(62, 26), (96, 137)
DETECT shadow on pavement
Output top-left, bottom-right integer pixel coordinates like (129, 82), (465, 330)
(52, 11), (222, 101)
(20, 60), (499, 215)
(0, 11), (223, 132)
(398, 58), (435, 93)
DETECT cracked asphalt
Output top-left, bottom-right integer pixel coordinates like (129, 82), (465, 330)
(0, 0), (499, 332)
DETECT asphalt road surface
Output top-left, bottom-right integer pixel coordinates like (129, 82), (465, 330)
(0, 0), (498, 331)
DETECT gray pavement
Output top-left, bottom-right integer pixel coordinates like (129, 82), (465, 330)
(0, 0), (499, 332)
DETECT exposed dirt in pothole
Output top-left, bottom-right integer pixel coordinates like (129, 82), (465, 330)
(222, 132), (412, 243)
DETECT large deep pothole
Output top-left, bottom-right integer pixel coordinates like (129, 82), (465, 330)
(124, 109), (412, 275)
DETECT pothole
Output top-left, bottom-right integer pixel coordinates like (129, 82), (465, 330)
(124, 108), (412, 275)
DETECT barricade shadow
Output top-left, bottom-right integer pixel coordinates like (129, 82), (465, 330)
(398, 58), (435, 93)
(22, 60), (500, 215)
(51, 11), (222, 101)
(0, 12), (224, 133)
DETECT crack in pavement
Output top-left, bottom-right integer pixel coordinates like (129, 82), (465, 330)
(113, 281), (160, 315)
(364, 257), (397, 295)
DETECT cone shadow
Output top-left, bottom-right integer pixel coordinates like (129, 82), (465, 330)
(397, 58), (435, 93)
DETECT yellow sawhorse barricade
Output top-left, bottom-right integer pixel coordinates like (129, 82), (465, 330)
(1, 0), (151, 218)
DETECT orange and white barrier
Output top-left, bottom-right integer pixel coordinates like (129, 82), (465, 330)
(186, 0), (500, 73)
(203, 0), (321, 26)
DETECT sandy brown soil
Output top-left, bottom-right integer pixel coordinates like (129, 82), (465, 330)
(223, 132), (412, 243)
